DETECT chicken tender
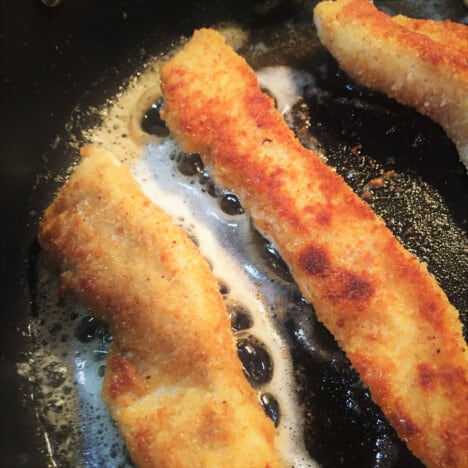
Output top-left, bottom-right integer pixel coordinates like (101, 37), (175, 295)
(313, 0), (468, 167)
(160, 28), (468, 468)
(38, 146), (281, 468)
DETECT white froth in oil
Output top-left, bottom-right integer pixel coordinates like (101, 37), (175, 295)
(27, 32), (318, 467)
(132, 139), (315, 467)
(257, 67), (314, 117)
(21, 259), (130, 467)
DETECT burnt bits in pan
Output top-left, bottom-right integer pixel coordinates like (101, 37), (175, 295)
(290, 52), (468, 333)
(285, 296), (424, 467)
(281, 49), (466, 467)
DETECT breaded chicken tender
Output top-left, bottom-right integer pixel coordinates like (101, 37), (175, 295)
(38, 146), (281, 468)
(313, 0), (468, 167)
(160, 28), (468, 468)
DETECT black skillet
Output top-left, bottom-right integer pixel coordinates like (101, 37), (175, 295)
(1, 1), (466, 466)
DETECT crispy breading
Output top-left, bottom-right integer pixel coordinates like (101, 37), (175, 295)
(313, 0), (468, 167)
(38, 146), (281, 468)
(160, 28), (468, 468)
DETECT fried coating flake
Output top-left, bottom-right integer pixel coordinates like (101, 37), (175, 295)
(160, 28), (468, 468)
(39, 146), (281, 468)
(313, 0), (468, 167)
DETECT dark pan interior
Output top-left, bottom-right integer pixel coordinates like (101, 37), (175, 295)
(1, 1), (467, 467)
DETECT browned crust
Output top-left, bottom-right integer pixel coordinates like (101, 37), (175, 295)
(314, 0), (468, 75)
(313, 0), (468, 164)
(392, 15), (468, 58)
(160, 28), (468, 468)
(38, 146), (280, 468)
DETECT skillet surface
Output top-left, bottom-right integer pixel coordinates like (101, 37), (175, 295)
(1, 1), (467, 466)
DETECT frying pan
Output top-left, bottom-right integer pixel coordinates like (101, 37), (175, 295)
(1, 1), (467, 466)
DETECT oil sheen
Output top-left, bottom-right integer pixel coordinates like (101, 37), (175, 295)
(24, 29), (319, 467)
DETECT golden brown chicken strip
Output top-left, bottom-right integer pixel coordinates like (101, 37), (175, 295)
(313, 0), (468, 166)
(38, 146), (281, 468)
(160, 28), (468, 468)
